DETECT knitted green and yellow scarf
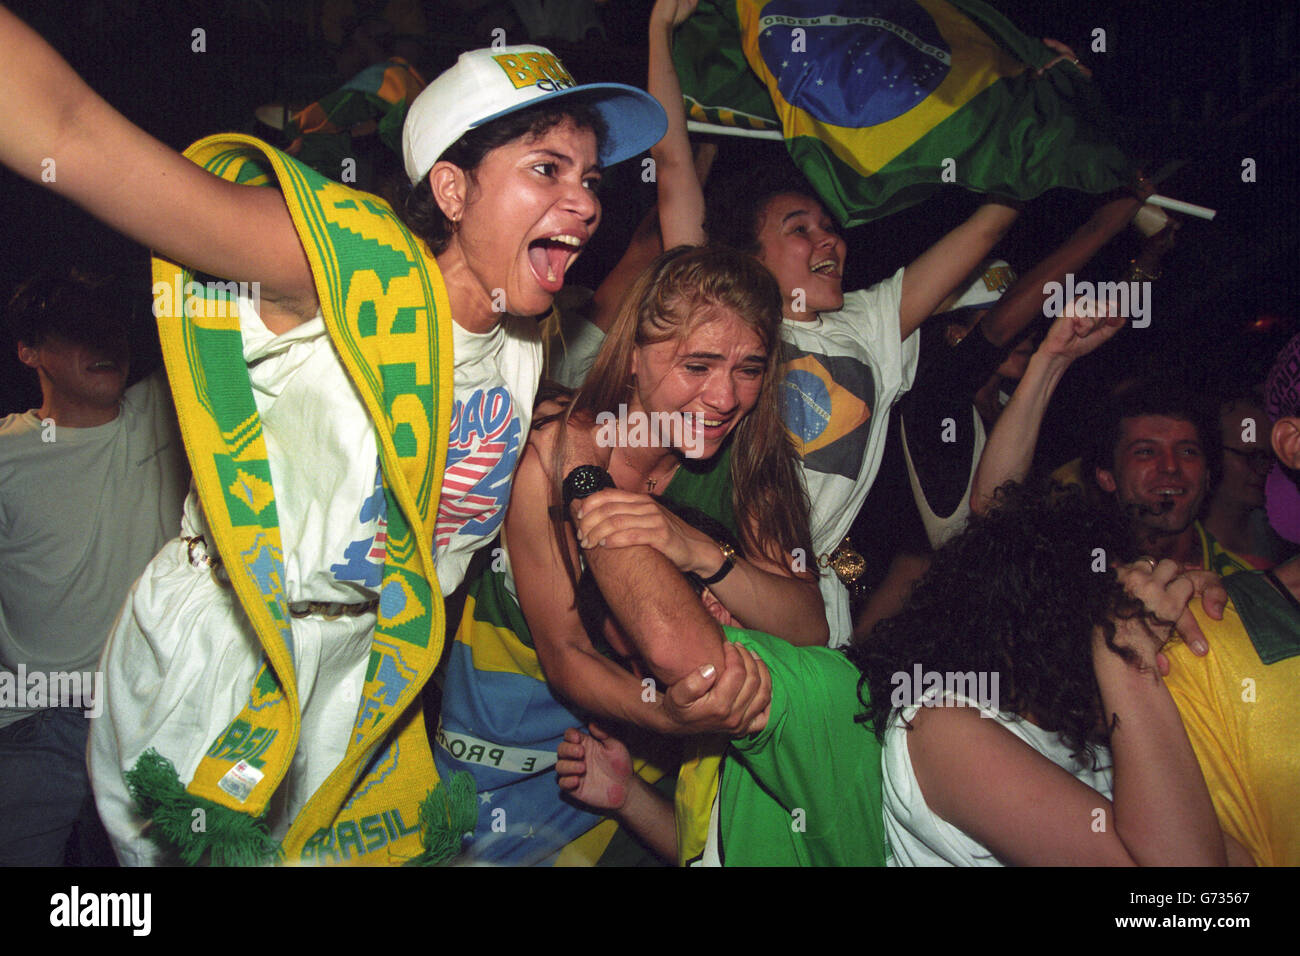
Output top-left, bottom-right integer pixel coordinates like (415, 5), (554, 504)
(129, 134), (473, 865)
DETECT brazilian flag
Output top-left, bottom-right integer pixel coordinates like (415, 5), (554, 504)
(674, 0), (1133, 226)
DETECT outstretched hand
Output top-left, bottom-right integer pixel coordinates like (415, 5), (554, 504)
(1038, 37), (1092, 79)
(556, 724), (634, 812)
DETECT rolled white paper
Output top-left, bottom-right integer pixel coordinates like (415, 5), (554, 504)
(1147, 194), (1217, 220)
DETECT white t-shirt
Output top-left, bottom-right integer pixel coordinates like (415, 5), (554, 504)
(89, 297), (541, 864)
(545, 314), (605, 390)
(0, 373), (188, 727)
(179, 300), (541, 600)
(881, 692), (1114, 866)
(779, 269), (918, 646)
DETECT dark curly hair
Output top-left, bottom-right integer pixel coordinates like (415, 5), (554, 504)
(849, 481), (1159, 761)
(399, 99), (608, 256)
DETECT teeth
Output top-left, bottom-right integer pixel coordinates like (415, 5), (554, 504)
(547, 265), (556, 282)
(703, 419), (723, 427)
(550, 235), (582, 247)
(811, 260), (837, 274)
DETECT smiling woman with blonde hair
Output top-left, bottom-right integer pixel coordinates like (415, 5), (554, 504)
(436, 244), (824, 865)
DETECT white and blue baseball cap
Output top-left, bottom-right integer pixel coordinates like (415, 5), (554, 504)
(403, 45), (667, 185)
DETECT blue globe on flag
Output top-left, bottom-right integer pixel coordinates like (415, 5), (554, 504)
(756, 0), (951, 128)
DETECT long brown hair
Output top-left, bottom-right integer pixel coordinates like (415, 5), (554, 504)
(548, 245), (813, 571)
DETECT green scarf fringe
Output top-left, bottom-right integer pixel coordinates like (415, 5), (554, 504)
(128, 751), (477, 866)
(126, 749), (283, 866)
(404, 771), (478, 866)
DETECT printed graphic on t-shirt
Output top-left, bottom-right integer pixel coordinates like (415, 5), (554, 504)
(331, 459), (387, 588)
(781, 349), (875, 480)
(436, 386), (523, 547)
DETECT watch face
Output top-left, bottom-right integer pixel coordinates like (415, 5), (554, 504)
(563, 465), (615, 507)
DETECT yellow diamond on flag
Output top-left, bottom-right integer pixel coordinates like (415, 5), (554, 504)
(229, 468), (275, 515)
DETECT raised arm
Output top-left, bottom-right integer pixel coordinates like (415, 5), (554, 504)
(978, 192), (1146, 349)
(970, 304), (1123, 513)
(898, 200), (1020, 340)
(0, 5), (317, 326)
(591, 206), (663, 334)
(906, 614), (1225, 866)
(648, 0), (708, 248)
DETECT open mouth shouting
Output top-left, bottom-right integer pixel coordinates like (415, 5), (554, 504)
(527, 232), (586, 294)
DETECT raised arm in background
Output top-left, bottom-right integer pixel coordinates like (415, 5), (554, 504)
(647, 0), (708, 249)
(591, 141), (716, 336)
(898, 200), (1021, 341)
(977, 191), (1147, 349)
(0, 5), (318, 330)
(970, 303), (1124, 513)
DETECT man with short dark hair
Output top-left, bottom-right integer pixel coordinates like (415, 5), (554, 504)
(0, 272), (188, 864)
(1087, 378), (1250, 573)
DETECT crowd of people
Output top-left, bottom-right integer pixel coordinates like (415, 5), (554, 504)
(0, 0), (1295, 869)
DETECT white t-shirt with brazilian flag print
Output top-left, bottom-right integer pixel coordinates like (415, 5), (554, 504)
(779, 268), (917, 647)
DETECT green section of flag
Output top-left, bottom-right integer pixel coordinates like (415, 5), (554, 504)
(671, 0), (778, 131)
(791, 51), (1133, 226)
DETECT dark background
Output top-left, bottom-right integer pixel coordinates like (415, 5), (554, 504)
(1, 0), (1297, 464)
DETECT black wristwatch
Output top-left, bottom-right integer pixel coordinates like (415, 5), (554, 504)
(562, 465), (616, 509)
(699, 540), (738, 586)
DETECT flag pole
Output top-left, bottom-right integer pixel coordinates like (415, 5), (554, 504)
(686, 120), (783, 141)
(1147, 194), (1216, 220)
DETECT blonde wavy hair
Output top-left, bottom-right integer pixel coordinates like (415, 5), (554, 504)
(547, 245), (813, 571)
